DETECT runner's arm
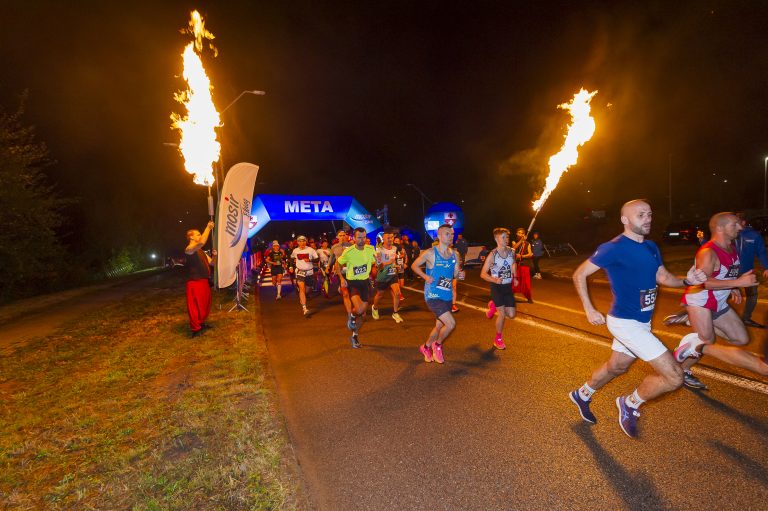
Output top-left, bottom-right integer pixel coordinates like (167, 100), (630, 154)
(411, 248), (434, 283)
(697, 249), (757, 289)
(572, 260), (605, 324)
(656, 263), (706, 288)
(480, 250), (500, 284)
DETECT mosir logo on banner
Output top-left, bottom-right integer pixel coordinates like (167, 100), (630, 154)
(225, 194), (252, 248)
(284, 200), (334, 214)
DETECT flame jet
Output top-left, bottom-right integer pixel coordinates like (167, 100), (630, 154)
(171, 11), (221, 187)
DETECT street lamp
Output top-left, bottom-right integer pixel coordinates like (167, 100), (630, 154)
(406, 183), (434, 247)
(217, 90), (266, 188)
(764, 157), (767, 214)
(221, 90), (266, 114)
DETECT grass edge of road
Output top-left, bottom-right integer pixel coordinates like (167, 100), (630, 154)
(0, 274), (308, 510)
(0, 267), (167, 326)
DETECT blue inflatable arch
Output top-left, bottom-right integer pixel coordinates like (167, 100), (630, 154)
(248, 194), (382, 239)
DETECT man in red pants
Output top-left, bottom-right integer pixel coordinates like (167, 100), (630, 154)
(513, 227), (534, 303)
(185, 221), (215, 337)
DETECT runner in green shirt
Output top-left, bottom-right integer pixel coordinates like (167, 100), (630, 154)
(336, 227), (376, 348)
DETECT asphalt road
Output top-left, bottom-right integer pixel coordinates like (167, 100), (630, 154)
(260, 268), (768, 511)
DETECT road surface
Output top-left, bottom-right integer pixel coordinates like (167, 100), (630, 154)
(259, 267), (768, 510)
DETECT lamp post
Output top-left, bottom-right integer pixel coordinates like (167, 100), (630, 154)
(406, 183), (433, 247)
(218, 90), (266, 188)
(764, 157), (767, 214)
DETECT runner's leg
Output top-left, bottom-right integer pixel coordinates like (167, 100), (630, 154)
(390, 283), (401, 313)
(701, 309), (768, 375)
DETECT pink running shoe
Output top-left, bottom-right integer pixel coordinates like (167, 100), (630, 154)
(493, 336), (506, 350)
(431, 342), (445, 364)
(419, 343), (433, 362)
(486, 300), (496, 319)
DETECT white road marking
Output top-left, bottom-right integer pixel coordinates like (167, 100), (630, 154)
(402, 285), (768, 396)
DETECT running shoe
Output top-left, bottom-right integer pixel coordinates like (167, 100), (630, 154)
(616, 396), (640, 438)
(371, 306), (380, 320)
(663, 310), (690, 326)
(431, 342), (445, 364)
(486, 300), (496, 319)
(683, 370), (708, 390)
(419, 343), (433, 362)
(303, 307), (309, 316)
(569, 390), (597, 424)
(275, 294), (281, 301)
(493, 337), (506, 350)
(451, 304), (459, 313)
(673, 333), (704, 363)
(347, 314), (356, 331)
(351, 334), (361, 349)
(743, 319), (766, 329)
(399, 294), (406, 302)
(392, 312), (404, 323)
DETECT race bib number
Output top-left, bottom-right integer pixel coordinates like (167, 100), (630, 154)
(725, 263), (740, 279)
(640, 287), (657, 312)
(386, 265), (397, 276)
(436, 276), (452, 291)
(297, 269), (313, 278)
(353, 264), (368, 276)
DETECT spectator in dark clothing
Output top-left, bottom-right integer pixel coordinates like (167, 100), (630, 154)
(531, 232), (545, 279)
(454, 234), (469, 266)
(736, 215), (768, 328)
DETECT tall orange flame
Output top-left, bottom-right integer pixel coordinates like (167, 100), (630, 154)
(532, 88), (598, 211)
(171, 11), (220, 187)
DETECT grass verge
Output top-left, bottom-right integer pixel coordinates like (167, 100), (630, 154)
(0, 272), (305, 510)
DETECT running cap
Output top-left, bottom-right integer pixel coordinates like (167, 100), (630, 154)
(272, 240), (279, 246)
(297, 235), (307, 242)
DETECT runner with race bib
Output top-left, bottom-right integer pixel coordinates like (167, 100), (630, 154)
(568, 200), (706, 439)
(372, 232), (404, 323)
(411, 224), (461, 364)
(481, 228), (518, 350)
(290, 236), (319, 316)
(337, 227), (377, 348)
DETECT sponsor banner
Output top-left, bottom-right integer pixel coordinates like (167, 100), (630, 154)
(217, 162), (259, 288)
(424, 201), (464, 240)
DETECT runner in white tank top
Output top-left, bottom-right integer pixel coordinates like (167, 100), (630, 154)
(481, 228), (518, 350)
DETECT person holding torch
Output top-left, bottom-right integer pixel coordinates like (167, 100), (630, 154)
(185, 220), (215, 338)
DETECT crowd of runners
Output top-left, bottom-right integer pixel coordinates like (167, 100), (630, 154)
(214, 198), (768, 440)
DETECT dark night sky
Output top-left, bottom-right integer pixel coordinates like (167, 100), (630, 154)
(2, 0), (767, 254)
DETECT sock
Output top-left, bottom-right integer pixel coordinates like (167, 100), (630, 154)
(578, 383), (595, 401)
(302, 303), (307, 310)
(625, 390), (645, 409)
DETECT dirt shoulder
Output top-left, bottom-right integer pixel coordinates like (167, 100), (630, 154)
(0, 272), (306, 510)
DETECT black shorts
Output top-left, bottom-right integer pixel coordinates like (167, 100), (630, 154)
(490, 283), (515, 308)
(426, 299), (453, 319)
(269, 264), (284, 277)
(295, 269), (314, 283)
(347, 279), (371, 302)
(375, 277), (398, 291)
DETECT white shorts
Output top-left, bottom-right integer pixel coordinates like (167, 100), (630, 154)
(607, 315), (667, 362)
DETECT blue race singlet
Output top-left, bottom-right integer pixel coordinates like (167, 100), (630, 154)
(425, 247), (456, 301)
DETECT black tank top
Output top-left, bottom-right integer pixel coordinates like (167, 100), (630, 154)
(186, 250), (210, 281)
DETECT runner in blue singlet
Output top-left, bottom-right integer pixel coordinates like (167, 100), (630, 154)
(411, 224), (461, 364)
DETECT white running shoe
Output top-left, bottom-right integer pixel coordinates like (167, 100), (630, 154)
(674, 333), (704, 363)
(392, 312), (404, 323)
